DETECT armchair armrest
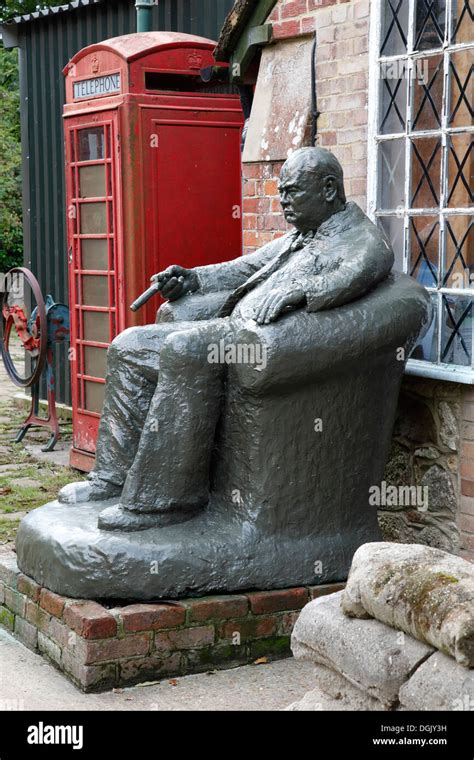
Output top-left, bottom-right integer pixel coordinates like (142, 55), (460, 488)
(232, 273), (431, 394)
(156, 290), (234, 323)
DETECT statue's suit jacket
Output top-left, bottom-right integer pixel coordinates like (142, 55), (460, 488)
(194, 202), (394, 319)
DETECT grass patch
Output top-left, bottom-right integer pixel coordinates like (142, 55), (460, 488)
(0, 400), (86, 545)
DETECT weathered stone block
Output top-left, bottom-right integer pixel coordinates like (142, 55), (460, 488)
(342, 542), (474, 667)
(25, 600), (51, 634)
(278, 611), (301, 635)
(118, 653), (182, 685)
(421, 465), (457, 514)
(292, 591), (433, 707)
(399, 652), (474, 711)
(217, 616), (277, 643)
(308, 582), (345, 600)
(4, 588), (26, 617)
(438, 401), (459, 451)
(75, 633), (151, 665)
(0, 605), (15, 632)
(39, 588), (66, 619)
(286, 663), (385, 711)
(119, 603), (185, 632)
(249, 636), (291, 661)
(185, 643), (248, 672)
(0, 554), (20, 589)
(186, 595), (248, 623)
(393, 395), (436, 444)
(49, 616), (72, 649)
(62, 649), (117, 692)
(154, 625), (215, 652)
(63, 601), (117, 639)
(17, 574), (41, 602)
(14, 616), (38, 650)
(247, 588), (309, 614)
(37, 632), (62, 665)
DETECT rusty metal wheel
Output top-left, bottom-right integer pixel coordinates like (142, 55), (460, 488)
(0, 267), (47, 388)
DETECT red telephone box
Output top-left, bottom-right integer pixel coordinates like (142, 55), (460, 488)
(63, 32), (244, 471)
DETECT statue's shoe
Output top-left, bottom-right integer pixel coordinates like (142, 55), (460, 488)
(97, 503), (200, 531)
(59, 479), (122, 504)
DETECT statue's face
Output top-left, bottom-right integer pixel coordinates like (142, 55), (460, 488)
(278, 160), (339, 233)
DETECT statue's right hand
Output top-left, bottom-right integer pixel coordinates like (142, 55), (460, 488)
(151, 265), (199, 301)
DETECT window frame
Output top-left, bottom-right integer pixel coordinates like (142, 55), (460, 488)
(367, 0), (474, 383)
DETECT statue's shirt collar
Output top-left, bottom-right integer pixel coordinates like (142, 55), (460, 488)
(290, 229), (316, 251)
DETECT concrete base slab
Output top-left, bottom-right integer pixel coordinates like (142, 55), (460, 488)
(16, 499), (353, 599)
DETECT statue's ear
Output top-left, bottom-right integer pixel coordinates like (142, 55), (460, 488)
(323, 175), (338, 203)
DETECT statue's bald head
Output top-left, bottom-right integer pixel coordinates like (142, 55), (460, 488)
(278, 147), (347, 233)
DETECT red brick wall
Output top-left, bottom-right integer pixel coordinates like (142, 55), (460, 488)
(242, 0), (370, 254)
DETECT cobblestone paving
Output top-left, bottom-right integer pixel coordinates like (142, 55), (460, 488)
(0, 343), (85, 547)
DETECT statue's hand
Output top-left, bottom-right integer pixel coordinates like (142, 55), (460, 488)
(254, 288), (306, 325)
(151, 265), (199, 301)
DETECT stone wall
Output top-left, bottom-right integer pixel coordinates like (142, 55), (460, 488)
(380, 378), (474, 561)
(380, 377), (461, 554)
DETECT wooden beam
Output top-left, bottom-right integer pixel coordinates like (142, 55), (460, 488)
(229, 0), (278, 82)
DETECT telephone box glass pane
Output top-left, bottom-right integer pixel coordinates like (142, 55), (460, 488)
(107, 164), (112, 197)
(78, 128), (105, 161)
(83, 311), (109, 343)
(84, 381), (105, 414)
(80, 202), (107, 233)
(81, 239), (108, 270)
(84, 346), (107, 378)
(79, 165), (106, 198)
(82, 275), (108, 306)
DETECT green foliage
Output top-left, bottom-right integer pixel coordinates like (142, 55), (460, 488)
(0, 42), (23, 270)
(0, 3), (59, 270)
(0, 2), (57, 23)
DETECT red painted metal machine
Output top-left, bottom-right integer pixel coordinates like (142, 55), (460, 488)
(1, 268), (70, 452)
(63, 32), (244, 471)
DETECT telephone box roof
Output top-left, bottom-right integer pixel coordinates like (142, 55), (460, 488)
(67, 31), (217, 68)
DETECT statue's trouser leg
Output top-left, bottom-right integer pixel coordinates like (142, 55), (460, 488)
(92, 321), (199, 489)
(119, 318), (232, 513)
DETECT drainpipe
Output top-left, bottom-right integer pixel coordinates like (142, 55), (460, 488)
(135, 0), (154, 33)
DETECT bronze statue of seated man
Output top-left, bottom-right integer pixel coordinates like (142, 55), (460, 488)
(59, 147), (393, 531)
(16, 147), (430, 599)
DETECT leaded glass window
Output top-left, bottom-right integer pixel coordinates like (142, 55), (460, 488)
(368, 0), (473, 381)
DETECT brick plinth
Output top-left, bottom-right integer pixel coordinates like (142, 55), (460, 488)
(0, 551), (343, 691)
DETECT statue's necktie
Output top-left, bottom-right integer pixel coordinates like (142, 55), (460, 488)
(218, 231), (313, 318)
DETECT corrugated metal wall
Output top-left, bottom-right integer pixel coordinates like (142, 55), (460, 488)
(16, 0), (233, 404)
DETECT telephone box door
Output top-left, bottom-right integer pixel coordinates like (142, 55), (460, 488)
(141, 109), (243, 291)
(65, 112), (120, 454)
